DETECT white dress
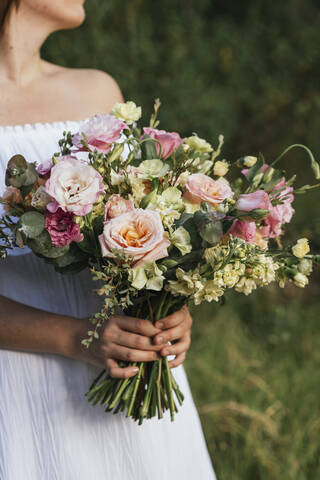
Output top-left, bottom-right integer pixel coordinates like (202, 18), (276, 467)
(0, 120), (216, 480)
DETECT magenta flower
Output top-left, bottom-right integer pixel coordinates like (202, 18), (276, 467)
(143, 127), (184, 159)
(45, 209), (83, 247)
(72, 115), (128, 154)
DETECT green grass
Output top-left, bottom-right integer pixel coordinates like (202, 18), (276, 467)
(186, 282), (320, 479)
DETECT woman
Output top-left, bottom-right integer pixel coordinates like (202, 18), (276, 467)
(0, 1), (216, 479)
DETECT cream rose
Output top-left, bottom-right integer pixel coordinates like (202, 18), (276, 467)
(184, 173), (233, 206)
(99, 209), (170, 267)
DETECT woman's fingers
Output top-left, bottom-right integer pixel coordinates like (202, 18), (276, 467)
(168, 352), (186, 369)
(106, 343), (161, 363)
(105, 358), (139, 379)
(111, 315), (160, 337)
(153, 322), (188, 346)
(113, 330), (163, 352)
(159, 332), (191, 357)
(155, 305), (192, 330)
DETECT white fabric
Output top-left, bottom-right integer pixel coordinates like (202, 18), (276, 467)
(0, 120), (216, 480)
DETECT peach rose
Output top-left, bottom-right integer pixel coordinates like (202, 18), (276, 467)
(99, 209), (170, 267)
(184, 173), (233, 206)
(104, 194), (134, 220)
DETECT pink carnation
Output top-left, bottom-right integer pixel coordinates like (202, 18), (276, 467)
(143, 127), (184, 159)
(45, 208), (83, 247)
(260, 196), (294, 238)
(237, 190), (271, 212)
(104, 194), (134, 220)
(72, 114), (128, 154)
(227, 219), (257, 244)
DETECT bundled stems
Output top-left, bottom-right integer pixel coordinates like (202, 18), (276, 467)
(85, 292), (184, 424)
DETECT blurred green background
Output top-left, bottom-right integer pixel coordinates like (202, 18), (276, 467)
(43, 1), (320, 478)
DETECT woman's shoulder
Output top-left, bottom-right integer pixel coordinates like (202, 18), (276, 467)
(43, 62), (124, 115)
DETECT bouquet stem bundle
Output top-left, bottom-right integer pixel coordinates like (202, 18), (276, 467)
(86, 294), (185, 423)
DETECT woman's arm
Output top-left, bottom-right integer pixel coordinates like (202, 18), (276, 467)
(0, 294), (192, 376)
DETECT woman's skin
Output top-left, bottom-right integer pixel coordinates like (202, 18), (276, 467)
(0, 0), (192, 378)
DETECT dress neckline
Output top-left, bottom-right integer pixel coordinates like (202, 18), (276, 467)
(0, 118), (88, 135)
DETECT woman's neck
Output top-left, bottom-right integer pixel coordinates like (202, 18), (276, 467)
(0, 8), (50, 86)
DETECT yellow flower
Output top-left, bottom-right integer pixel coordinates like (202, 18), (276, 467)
(111, 101), (142, 124)
(292, 238), (310, 259)
(243, 156), (257, 167)
(184, 135), (213, 153)
(213, 160), (229, 177)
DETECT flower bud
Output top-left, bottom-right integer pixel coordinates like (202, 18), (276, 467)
(243, 156), (257, 168)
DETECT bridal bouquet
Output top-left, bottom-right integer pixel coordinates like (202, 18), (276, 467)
(1, 99), (320, 423)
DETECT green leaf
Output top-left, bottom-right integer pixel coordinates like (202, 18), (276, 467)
(141, 134), (157, 159)
(5, 155), (28, 188)
(28, 230), (69, 258)
(19, 211), (45, 239)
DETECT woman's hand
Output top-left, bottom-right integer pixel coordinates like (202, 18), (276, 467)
(71, 306), (193, 378)
(154, 305), (192, 368)
(72, 315), (164, 378)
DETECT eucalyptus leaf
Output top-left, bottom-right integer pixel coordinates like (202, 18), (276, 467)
(28, 230), (69, 258)
(19, 211), (45, 239)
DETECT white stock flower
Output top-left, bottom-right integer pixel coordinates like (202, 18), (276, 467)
(169, 226), (192, 255)
(235, 277), (257, 295)
(298, 258), (313, 275)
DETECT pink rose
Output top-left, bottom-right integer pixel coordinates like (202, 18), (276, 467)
(237, 190), (271, 212)
(45, 156), (104, 216)
(37, 158), (53, 176)
(104, 194), (134, 220)
(227, 219), (257, 244)
(45, 208), (83, 247)
(143, 127), (184, 159)
(184, 173), (233, 206)
(99, 209), (170, 267)
(72, 115), (128, 154)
